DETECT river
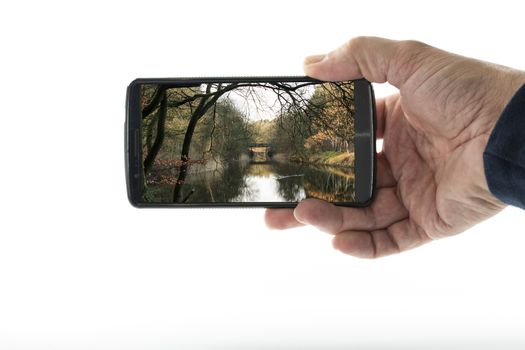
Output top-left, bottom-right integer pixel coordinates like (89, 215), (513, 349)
(146, 159), (356, 204)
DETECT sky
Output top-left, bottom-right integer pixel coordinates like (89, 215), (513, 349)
(207, 82), (316, 121)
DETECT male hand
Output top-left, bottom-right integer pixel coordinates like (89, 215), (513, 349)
(265, 37), (525, 258)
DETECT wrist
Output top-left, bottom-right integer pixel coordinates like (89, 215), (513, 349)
(487, 71), (525, 134)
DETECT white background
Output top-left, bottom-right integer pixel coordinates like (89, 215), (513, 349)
(1, 0), (524, 349)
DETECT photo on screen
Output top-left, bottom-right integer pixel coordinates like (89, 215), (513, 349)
(139, 81), (356, 203)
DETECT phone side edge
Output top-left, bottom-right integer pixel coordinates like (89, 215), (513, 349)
(125, 80), (144, 208)
(353, 79), (376, 206)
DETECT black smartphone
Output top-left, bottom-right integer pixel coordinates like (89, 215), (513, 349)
(126, 77), (375, 208)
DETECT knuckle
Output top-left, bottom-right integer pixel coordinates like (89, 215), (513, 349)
(391, 40), (433, 84)
(345, 36), (368, 51)
(396, 40), (431, 61)
(400, 39), (428, 51)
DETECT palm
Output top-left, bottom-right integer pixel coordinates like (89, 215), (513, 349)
(380, 91), (499, 245)
(384, 54), (519, 242)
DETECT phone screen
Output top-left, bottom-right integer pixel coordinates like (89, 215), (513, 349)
(137, 80), (358, 204)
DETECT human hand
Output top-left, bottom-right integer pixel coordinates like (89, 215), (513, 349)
(265, 37), (525, 258)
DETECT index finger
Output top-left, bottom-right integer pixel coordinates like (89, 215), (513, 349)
(303, 36), (432, 89)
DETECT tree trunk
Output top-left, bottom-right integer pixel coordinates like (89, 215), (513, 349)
(143, 92), (167, 174)
(172, 104), (207, 202)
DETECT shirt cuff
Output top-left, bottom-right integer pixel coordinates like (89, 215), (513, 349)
(483, 83), (525, 209)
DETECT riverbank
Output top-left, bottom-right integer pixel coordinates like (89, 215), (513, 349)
(289, 151), (354, 168)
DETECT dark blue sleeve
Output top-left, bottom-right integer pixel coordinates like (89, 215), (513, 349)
(483, 83), (525, 209)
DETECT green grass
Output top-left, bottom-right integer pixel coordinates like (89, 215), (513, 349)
(290, 151), (355, 168)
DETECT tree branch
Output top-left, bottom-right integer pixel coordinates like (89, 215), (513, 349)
(142, 86), (167, 119)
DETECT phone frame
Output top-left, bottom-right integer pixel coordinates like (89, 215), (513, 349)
(125, 76), (375, 208)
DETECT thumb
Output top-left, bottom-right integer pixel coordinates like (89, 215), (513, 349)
(303, 36), (431, 88)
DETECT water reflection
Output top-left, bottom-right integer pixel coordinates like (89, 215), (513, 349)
(145, 159), (355, 204)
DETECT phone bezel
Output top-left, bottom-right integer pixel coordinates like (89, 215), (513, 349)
(125, 76), (375, 208)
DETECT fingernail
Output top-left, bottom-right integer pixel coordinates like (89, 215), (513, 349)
(303, 54), (326, 66)
(293, 208), (309, 225)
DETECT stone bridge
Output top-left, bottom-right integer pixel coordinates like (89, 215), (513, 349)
(248, 143), (273, 163)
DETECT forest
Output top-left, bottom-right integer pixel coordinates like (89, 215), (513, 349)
(140, 81), (356, 203)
